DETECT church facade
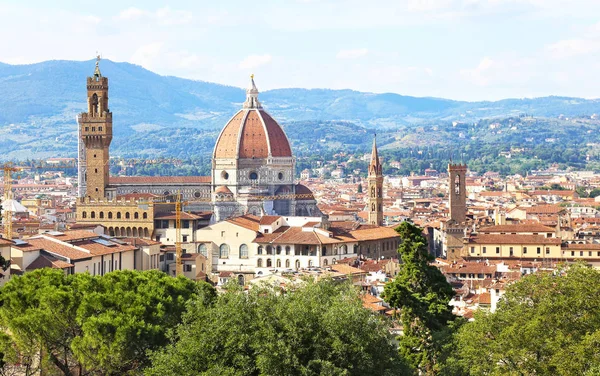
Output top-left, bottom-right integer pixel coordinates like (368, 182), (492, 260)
(76, 60), (319, 237)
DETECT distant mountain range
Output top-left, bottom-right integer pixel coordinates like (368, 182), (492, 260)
(0, 59), (599, 159)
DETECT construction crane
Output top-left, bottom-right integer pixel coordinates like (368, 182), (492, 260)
(175, 191), (187, 277)
(2, 164), (20, 239)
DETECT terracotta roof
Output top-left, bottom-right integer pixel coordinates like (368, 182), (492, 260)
(214, 109), (292, 159)
(75, 240), (136, 256)
(44, 230), (100, 242)
(563, 243), (600, 250)
(330, 264), (366, 275)
(479, 224), (556, 233)
(154, 212), (203, 220)
(350, 226), (400, 241)
(14, 238), (91, 260)
(0, 238), (13, 246)
(259, 215), (281, 225)
(226, 214), (261, 232)
(121, 237), (161, 246)
(215, 185), (233, 194)
(295, 183), (314, 198)
(468, 234), (561, 245)
(525, 205), (564, 214)
(109, 176), (210, 185)
(26, 254), (73, 271)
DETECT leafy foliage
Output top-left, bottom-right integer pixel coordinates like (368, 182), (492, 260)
(0, 269), (214, 375)
(147, 280), (407, 376)
(383, 221), (456, 374)
(453, 263), (600, 376)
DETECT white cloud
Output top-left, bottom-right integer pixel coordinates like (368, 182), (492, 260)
(117, 7), (145, 20)
(130, 42), (164, 68)
(238, 54), (273, 70)
(547, 38), (600, 59)
(114, 6), (192, 26)
(460, 57), (495, 86)
(336, 48), (368, 59)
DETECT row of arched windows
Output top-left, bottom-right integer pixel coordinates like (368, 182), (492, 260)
(215, 244), (250, 259)
(81, 211), (148, 220)
(257, 245), (291, 255)
(212, 243), (353, 260)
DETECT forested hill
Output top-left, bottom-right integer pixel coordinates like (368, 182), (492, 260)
(1, 59), (600, 160)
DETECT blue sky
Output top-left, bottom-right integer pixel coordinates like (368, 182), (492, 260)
(1, 0), (599, 100)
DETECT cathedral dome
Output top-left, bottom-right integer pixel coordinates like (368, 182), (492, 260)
(213, 76), (292, 159)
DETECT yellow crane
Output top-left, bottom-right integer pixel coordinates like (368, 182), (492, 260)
(2, 164), (20, 239)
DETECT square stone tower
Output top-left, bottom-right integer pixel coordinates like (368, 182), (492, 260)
(448, 163), (467, 224)
(78, 58), (112, 200)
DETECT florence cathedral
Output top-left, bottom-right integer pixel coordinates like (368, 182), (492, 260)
(76, 59), (320, 237)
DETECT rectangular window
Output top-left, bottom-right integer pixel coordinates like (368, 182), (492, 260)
(523, 247), (527, 254)
(167, 253), (174, 261)
(182, 235), (188, 242)
(546, 247), (550, 255)
(470, 247), (475, 254)
(482, 247), (487, 254)
(580, 251), (584, 256)
(496, 247), (500, 254)
(93, 263), (96, 276)
(537, 247), (541, 254)
(160, 255), (165, 262)
(183, 220), (190, 229)
(571, 251), (575, 256)
(99, 126), (102, 131)
(162, 220), (169, 228)
(221, 231), (225, 237)
(589, 251), (592, 257)
(184, 264), (192, 272)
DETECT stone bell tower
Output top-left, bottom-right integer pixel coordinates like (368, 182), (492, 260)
(367, 135), (383, 226)
(78, 56), (112, 200)
(448, 163), (467, 224)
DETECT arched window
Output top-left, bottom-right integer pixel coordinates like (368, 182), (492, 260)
(91, 93), (98, 114)
(125, 212), (130, 219)
(285, 246), (291, 255)
(91, 211), (96, 219)
(332, 258), (337, 263)
(371, 186), (375, 197)
(308, 260), (314, 267)
(198, 244), (207, 257)
(455, 175), (460, 194)
(266, 246), (273, 255)
(285, 259), (290, 268)
(142, 212), (148, 219)
(257, 258), (263, 267)
(276, 246), (282, 255)
(323, 259), (328, 266)
(257, 246), (263, 255)
(99, 212), (104, 219)
(295, 260), (301, 270)
(342, 245), (348, 254)
(134, 212), (139, 219)
(276, 259), (281, 268)
(219, 244), (229, 258)
(117, 212), (122, 219)
(371, 203), (375, 211)
(239, 244), (248, 259)
(266, 259), (272, 268)
(108, 212), (113, 219)
(82, 211), (87, 219)
(238, 275), (244, 286)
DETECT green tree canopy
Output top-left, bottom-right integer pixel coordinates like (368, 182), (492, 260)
(383, 221), (456, 374)
(454, 263), (600, 375)
(0, 269), (215, 376)
(147, 280), (407, 376)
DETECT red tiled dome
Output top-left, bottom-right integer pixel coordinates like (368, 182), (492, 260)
(213, 109), (292, 159)
(213, 76), (292, 159)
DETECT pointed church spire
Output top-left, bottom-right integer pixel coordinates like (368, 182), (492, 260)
(369, 134), (381, 175)
(243, 74), (262, 109)
(93, 54), (102, 79)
